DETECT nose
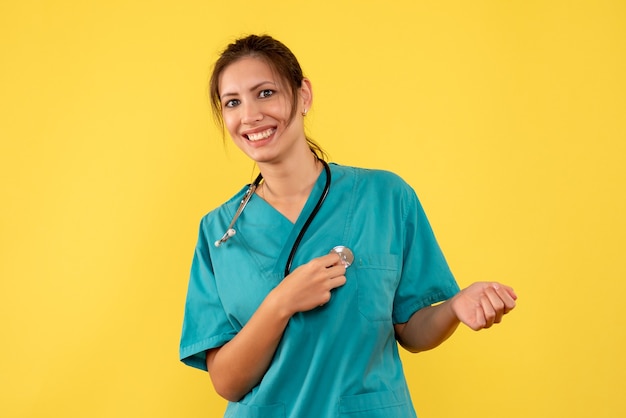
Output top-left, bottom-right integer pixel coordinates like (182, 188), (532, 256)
(241, 101), (263, 124)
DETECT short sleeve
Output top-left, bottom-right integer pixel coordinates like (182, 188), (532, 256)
(392, 187), (460, 324)
(179, 217), (237, 371)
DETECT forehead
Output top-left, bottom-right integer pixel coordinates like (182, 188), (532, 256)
(219, 56), (281, 94)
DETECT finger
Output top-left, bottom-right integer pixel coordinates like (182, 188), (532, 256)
(317, 252), (343, 268)
(319, 290), (332, 306)
(504, 285), (518, 300)
(323, 261), (347, 279)
(484, 286), (505, 323)
(480, 294), (496, 328)
(471, 303), (487, 331)
(328, 275), (347, 290)
(493, 284), (517, 314)
(327, 262), (347, 276)
(494, 283), (517, 300)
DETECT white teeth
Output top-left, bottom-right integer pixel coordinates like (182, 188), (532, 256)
(247, 128), (275, 141)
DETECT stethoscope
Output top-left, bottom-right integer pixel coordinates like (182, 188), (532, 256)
(214, 159), (354, 277)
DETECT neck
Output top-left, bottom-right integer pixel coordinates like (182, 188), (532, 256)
(258, 152), (322, 202)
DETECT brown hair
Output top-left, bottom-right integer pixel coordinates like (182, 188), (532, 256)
(209, 34), (327, 160)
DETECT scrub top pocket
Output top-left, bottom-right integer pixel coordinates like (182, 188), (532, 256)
(338, 387), (415, 417)
(353, 254), (401, 322)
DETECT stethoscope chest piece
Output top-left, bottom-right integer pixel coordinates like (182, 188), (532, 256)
(330, 245), (354, 268)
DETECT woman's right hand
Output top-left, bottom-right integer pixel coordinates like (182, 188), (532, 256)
(272, 253), (347, 316)
(206, 253), (347, 401)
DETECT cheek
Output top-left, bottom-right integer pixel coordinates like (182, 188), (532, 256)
(222, 112), (239, 137)
(276, 97), (294, 121)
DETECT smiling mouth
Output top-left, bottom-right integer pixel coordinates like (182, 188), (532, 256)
(245, 128), (276, 141)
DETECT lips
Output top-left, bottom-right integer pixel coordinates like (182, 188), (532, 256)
(245, 128), (276, 141)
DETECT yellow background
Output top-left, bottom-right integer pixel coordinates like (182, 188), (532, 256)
(1, 0), (624, 417)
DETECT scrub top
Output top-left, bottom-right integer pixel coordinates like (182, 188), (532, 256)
(180, 164), (459, 418)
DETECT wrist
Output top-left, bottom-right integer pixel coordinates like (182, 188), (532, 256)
(442, 297), (462, 325)
(265, 287), (294, 322)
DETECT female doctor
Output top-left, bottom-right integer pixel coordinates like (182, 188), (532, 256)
(179, 34), (517, 418)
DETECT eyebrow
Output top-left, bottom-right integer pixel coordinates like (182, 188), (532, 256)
(220, 81), (277, 99)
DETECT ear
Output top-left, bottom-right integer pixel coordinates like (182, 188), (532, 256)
(299, 78), (313, 112)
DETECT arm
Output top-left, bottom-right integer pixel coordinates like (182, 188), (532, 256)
(394, 282), (517, 353)
(206, 253), (346, 402)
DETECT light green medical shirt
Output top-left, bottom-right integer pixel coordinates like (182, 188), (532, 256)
(180, 164), (459, 417)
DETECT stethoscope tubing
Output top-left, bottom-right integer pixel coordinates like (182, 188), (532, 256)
(213, 172), (263, 248)
(215, 159), (332, 278)
(284, 160), (331, 276)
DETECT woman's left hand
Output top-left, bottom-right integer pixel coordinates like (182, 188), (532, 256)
(450, 282), (517, 331)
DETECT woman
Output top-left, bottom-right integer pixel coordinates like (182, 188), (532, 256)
(180, 34), (517, 417)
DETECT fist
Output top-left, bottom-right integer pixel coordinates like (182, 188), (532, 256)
(451, 282), (517, 331)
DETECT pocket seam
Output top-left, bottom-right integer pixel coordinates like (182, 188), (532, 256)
(338, 388), (409, 414)
(354, 254), (400, 322)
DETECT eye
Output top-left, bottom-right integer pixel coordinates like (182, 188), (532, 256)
(259, 89), (274, 98)
(223, 99), (240, 108)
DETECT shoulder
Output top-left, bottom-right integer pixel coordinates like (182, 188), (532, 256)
(198, 185), (249, 233)
(330, 163), (415, 195)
